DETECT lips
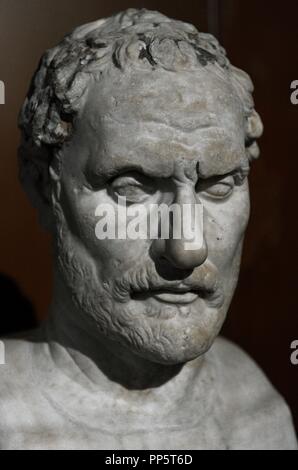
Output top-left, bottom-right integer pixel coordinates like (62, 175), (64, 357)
(152, 290), (199, 304)
(131, 284), (223, 307)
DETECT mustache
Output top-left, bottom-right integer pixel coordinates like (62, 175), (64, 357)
(108, 260), (224, 307)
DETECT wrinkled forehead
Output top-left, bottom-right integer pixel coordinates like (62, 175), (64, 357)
(90, 67), (243, 126)
(75, 67), (247, 178)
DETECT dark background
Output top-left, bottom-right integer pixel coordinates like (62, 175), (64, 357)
(0, 0), (297, 435)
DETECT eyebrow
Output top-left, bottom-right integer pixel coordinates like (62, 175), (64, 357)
(93, 162), (173, 181)
(89, 140), (248, 182)
(92, 161), (249, 186)
(197, 162), (249, 180)
(198, 166), (250, 183)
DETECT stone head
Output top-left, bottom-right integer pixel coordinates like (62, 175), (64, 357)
(18, 9), (263, 364)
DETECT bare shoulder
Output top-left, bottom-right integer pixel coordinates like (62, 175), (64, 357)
(0, 334), (42, 409)
(209, 336), (297, 449)
(0, 333), (46, 440)
(1, 326), (46, 364)
(0, 327), (51, 392)
(0, 335), (36, 384)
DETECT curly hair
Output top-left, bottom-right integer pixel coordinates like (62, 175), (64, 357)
(18, 8), (263, 207)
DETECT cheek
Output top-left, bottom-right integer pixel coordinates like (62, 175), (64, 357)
(204, 183), (250, 269)
(59, 183), (150, 274)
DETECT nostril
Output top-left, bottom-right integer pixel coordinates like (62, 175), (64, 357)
(155, 256), (194, 281)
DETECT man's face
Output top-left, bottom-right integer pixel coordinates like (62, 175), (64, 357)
(53, 66), (250, 364)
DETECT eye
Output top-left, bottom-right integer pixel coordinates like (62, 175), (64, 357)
(197, 175), (235, 200)
(109, 172), (156, 203)
(205, 180), (234, 199)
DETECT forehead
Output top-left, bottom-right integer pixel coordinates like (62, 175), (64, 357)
(71, 67), (247, 178)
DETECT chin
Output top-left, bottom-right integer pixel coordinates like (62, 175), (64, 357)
(131, 332), (217, 365)
(115, 306), (226, 365)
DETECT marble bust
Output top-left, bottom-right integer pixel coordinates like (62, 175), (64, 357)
(0, 8), (297, 450)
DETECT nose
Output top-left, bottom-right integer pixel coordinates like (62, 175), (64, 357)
(153, 186), (208, 270)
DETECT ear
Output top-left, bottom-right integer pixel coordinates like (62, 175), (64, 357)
(247, 109), (263, 140)
(18, 145), (59, 232)
(246, 110), (264, 161)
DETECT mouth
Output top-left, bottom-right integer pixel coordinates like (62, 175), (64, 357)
(152, 289), (198, 304)
(131, 285), (223, 306)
